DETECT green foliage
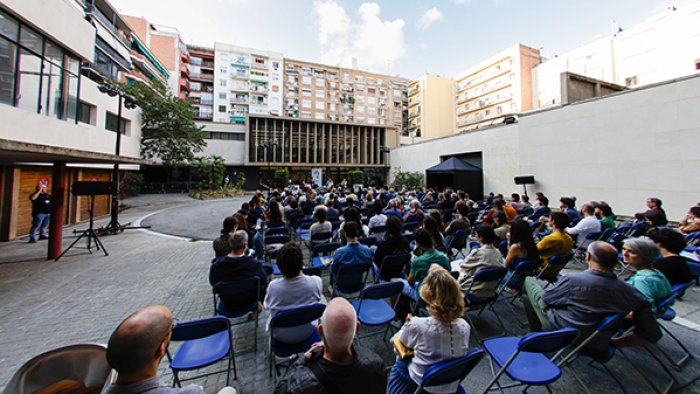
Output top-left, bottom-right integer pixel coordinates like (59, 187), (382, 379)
(235, 172), (246, 190)
(274, 169), (289, 189)
(391, 168), (424, 189)
(117, 79), (207, 168)
(120, 171), (143, 199)
(348, 170), (364, 186)
(190, 155), (227, 191)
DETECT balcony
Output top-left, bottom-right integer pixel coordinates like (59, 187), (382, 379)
(230, 97), (249, 104)
(285, 104), (299, 110)
(250, 99), (268, 106)
(251, 61), (268, 69)
(229, 109), (249, 117)
(250, 87), (269, 94)
(231, 72), (250, 80)
(409, 85), (420, 96)
(408, 98), (421, 107)
(190, 73), (214, 81)
(285, 80), (298, 86)
(328, 109), (338, 114)
(200, 61), (214, 69)
(328, 75), (339, 81)
(180, 64), (190, 78)
(286, 92), (298, 98)
(328, 97), (339, 103)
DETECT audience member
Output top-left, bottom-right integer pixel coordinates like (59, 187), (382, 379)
(306, 209), (332, 249)
(560, 197), (581, 222)
(213, 216), (238, 258)
(532, 192), (544, 209)
(363, 192), (375, 208)
(635, 197), (667, 223)
(337, 207), (369, 245)
(331, 222), (375, 277)
(325, 199), (340, 218)
(508, 193), (524, 212)
(596, 204), (616, 231)
(452, 225), (504, 298)
(273, 298), (387, 394)
(422, 216), (446, 248)
(374, 216), (412, 279)
(535, 212), (574, 279)
(105, 306), (225, 394)
(403, 200), (425, 224)
(647, 228), (694, 286)
(492, 211), (510, 244)
(522, 241), (662, 352)
(429, 209), (445, 233)
(521, 194), (532, 210)
(566, 203), (602, 249)
(388, 266), (470, 394)
(368, 200), (388, 230)
(504, 219), (540, 287)
(532, 196), (551, 219)
(444, 204), (471, 237)
(623, 238), (672, 308)
(644, 210), (668, 229)
(392, 229), (451, 301)
(383, 199), (403, 219)
(264, 243), (323, 343)
(679, 206), (700, 235)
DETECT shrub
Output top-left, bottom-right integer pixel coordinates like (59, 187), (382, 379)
(120, 172), (143, 199)
(274, 169), (289, 189)
(348, 170), (364, 187)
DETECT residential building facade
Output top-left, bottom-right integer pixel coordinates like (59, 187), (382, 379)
(187, 44), (215, 120)
(454, 44), (540, 132)
(406, 74), (455, 143)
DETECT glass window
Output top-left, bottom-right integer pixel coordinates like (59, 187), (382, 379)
(0, 10), (19, 41)
(315, 90), (324, 98)
(77, 101), (93, 125)
(219, 92), (227, 99)
(302, 76), (311, 85)
(40, 56), (63, 117)
(0, 35), (17, 105)
(357, 106), (364, 114)
(20, 25), (42, 54)
(368, 97), (375, 104)
(220, 79), (227, 86)
(302, 100), (311, 108)
(272, 97), (279, 105)
(315, 101), (324, 110)
(219, 105), (226, 112)
(368, 108), (376, 115)
(106, 112), (125, 133)
(302, 90), (311, 97)
(16, 48), (41, 112)
(65, 56), (80, 121)
(315, 79), (324, 87)
(44, 41), (63, 67)
(220, 67), (227, 74)
(356, 96), (364, 103)
(315, 113), (324, 119)
(368, 118), (376, 124)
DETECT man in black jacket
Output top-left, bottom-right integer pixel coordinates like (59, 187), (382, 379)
(210, 230), (271, 303)
(273, 298), (386, 394)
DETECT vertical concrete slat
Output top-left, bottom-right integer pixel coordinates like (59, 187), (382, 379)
(48, 161), (66, 260)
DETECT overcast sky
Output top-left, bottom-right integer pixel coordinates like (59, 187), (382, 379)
(110, 0), (676, 79)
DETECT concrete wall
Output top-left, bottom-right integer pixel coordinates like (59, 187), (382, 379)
(389, 124), (520, 197)
(391, 73), (700, 220)
(424, 75), (456, 139)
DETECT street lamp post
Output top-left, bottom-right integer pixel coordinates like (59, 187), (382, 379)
(98, 83), (137, 234)
(257, 139), (278, 202)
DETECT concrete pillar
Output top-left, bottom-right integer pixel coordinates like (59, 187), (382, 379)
(48, 161), (66, 260)
(0, 166), (20, 241)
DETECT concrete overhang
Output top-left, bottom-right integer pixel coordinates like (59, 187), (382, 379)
(0, 139), (153, 166)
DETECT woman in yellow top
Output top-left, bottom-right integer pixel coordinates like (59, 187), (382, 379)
(535, 212), (574, 279)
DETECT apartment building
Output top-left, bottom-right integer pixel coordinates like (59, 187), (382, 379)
(406, 74), (455, 142)
(213, 43), (284, 124)
(0, 0), (150, 249)
(187, 45), (215, 120)
(123, 15), (191, 99)
(454, 44), (540, 133)
(533, 0), (700, 108)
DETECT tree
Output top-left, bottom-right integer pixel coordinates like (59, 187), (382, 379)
(190, 155), (227, 191)
(122, 80), (207, 167)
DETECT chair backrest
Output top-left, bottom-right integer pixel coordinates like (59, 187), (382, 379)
(265, 234), (291, 245)
(359, 281), (404, 301)
(311, 231), (333, 242)
(448, 229), (470, 249)
(379, 253), (412, 279)
(271, 304), (326, 329)
(514, 258), (544, 274)
(472, 267), (509, 284)
(331, 221), (342, 230)
(672, 281), (694, 298)
(289, 213), (306, 229)
(265, 227), (290, 237)
(2, 344), (114, 394)
(419, 349), (485, 392)
(358, 237), (377, 247)
(269, 221), (285, 228)
(585, 232), (602, 241)
(327, 215), (339, 223)
(213, 277), (260, 309)
(302, 267), (322, 277)
(370, 225), (387, 234)
(443, 209), (455, 222)
(498, 240), (509, 257)
(312, 242), (341, 256)
(655, 292), (677, 315)
(541, 254), (573, 272)
(403, 233), (414, 244)
(403, 222), (419, 232)
(171, 316), (231, 341)
(518, 327), (580, 353)
(336, 262), (371, 289)
(599, 227), (616, 243)
(529, 221), (541, 231)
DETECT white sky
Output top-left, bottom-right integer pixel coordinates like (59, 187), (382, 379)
(110, 0), (678, 79)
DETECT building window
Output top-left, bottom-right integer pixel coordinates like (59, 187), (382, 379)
(272, 74), (279, 81)
(301, 111), (312, 119)
(368, 108), (376, 115)
(272, 85), (279, 92)
(219, 93), (227, 99)
(77, 101), (94, 125)
(497, 106), (502, 115)
(207, 132), (245, 140)
(272, 97), (279, 105)
(485, 110), (490, 116)
(368, 88), (375, 94)
(394, 111), (400, 118)
(368, 97), (376, 104)
(368, 118), (376, 124)
(315, 79), (324, 87)
(315, 113), (324, 119)
(272, 61), (279, 69)
(695, 60), (700, 70)
(316, 90), (324, 98)
(356, 86), (365, 93)
(302, 76), (311, 85)
(105, 112), (127, 134)
(220, 67), (227, 74)
(355, 76), (363, 82)
(357, 117), (365, 123)
(357, 106), (365, 114)
(218, 105), (226, 113)
(302, 100), (311, 108)
(357, 96), (365, 103)
(220, 80), (227, 87)
(302, 90), (311, 97)
(315, 101), (324, 110)
(465, 103), (470, 111)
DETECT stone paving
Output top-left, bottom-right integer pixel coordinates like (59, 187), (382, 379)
(1, 195), (700, 393)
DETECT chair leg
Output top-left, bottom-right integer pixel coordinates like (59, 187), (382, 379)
(172, 371), (180, 388)
(464, 313), (482, 344)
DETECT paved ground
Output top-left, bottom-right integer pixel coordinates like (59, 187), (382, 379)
(1, 194), (700, 393)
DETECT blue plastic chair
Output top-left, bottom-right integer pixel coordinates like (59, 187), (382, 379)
(462, 267), (509, 344)
(535, 254), (573, 287)
(304, 231), (333, 246)
(373, 253), (411, 283)
(480, 328), (580, 394)
(269, 304), (326, 377)
(167, 316), (236, 387)
(446, 229), (471, 259)
(332, 261), (371, 297)
(212, 278), (260, 352)
(351, 282), (403, 341)
(264, 234), (291, 274)
(358, 236), (377, 247)
(654, 283), (695, 368)
(310, 242), (341, 268)
(403, 221), (419, 233)
(265, 227), (290, 237)
(415, 349), (485, 394)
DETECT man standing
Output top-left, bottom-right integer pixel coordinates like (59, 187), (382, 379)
(105, 305), (236, 394)
(29, 184), (51, 243)
(273, 298), (387, 394)
(522, 241), (661, 352)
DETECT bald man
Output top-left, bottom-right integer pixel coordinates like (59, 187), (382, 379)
(104, 306), (235, 394)
(273, 298), (387, 394)
(521, 241), (662, 353)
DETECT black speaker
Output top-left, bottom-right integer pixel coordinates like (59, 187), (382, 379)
(514, 176), (535, 185)
(72, 181), (117, 196)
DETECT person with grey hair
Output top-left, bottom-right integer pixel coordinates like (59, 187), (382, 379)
(210, 230), (270, 308)
(383, 198), (403, 219)
(521, 241), (662, 352)
(623, 237), (672, 307)
(402, 199), (425, 223)
(566, 202), (601, 249)
(273, 298), (387, 394)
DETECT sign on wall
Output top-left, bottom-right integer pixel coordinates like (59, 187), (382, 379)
(311, 168), (323, 188)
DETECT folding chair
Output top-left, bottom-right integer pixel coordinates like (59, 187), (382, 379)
(572, 232), (602, 259)
(403, 221), (419, 234)
(443, 208), (455, 224)
(310, 242), (341, 268)
(358, 236), (377, 247)
(289, 213), (306, 230)
(463, 267), (509, 344)
(264, 234), (291, 275)
(446, 229), (471, 259)
(498, 240), (509, 258)
(212, 278), (260, 352)
(370, 225), (387, 241)
(269, 304), (326, 377)
(332, 262), (371, 298)
(480, 328), (580, 394)
(294, 220), (313, 242)
(167, 316), (236, 387)
(653, 283), (695, 369)
(498, 258), (544, 326)
(373, 253), (412, 283)
(535, 254), (573, 288)
(304, 231), (333, 249)
(415, 349), (486, 394)
(352, 282), (404, 341)
(598, 227), (616, 244)
(265, 227), (290, 237)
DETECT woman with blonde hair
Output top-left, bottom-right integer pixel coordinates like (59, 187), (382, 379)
(388, 265), (471, 394)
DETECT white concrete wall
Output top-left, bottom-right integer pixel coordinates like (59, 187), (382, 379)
(390, 124), (521, 197)
(196, 121), (246, 165)
(519, 74), (700, 220)
(3, 0), (94, 61)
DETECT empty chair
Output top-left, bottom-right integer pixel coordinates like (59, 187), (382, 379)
(462, 267), (509, 344)
(310, 242), (341, 268)
(332, 262), (371, 297)
(653, 283), (695, 368)
(445, 229), (471, 259)
(352, 282), (404, 341)
(414, 349), (485, 394)
(442, 208), (455, 224)
(269, 304), (326, 377)
(480, 328), (580, 394)
(373, 253), (412, 283)
(403, 221), (419, 234)
(289, 213), (306, 230)
(167, 316), (236, 387)
(212, 278), (260, 351)
(358, 236), (377, 247)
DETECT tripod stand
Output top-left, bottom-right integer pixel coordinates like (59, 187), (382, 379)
(56, 195), (108, 261)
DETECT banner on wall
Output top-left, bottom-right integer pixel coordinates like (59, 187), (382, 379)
(311, 168), (323, 188)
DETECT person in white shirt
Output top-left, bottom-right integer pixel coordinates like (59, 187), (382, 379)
(567, 203), (602, 249)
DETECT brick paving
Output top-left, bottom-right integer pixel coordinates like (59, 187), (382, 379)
(1, 196), (700, 393)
